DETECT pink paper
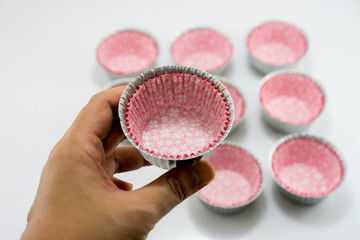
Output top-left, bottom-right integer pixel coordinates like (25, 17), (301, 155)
(248, 22), (307, 65)
(272, 137), (344, 197)
(198, 145), (262, 207)
(125, 72), (230, 158)
(260, 73), (324, 124)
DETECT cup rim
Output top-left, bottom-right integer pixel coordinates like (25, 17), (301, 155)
(213, 75), (246, 129)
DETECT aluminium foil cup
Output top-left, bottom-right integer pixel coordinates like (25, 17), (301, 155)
(247, 21), (308, 74)
(197, 141), (264, 214)
(171, 27), (233, 75)
(97, 29), (159, 79)
(270, 133), (346, 205)
(214, 76), (246, 131)
(118, 65), (234, 169)
(259, 70), (325, 133)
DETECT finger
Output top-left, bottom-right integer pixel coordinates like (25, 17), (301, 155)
(133, 161), (215, 221)
(111, 177), (133, 191)
(102, 146), (151, 176)
(70, 86), (126, 140)
(102, 116), (126, 155)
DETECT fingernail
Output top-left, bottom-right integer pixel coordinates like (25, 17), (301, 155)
(190, 161), (215, 190)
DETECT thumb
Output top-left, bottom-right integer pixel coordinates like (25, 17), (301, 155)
(134, 160), (215, 222)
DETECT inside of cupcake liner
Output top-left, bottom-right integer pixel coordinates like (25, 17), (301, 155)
(97, 30), (158, 75)
(198, 145), (263, 207)
(172, 29), (232, 72)
(260, 73), (324, 124)
(272, 137), (344, 197)
(125, 72), (230, 158)
(248, 22), (307, 65)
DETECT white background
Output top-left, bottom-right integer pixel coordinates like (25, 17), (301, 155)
(1, 0), (359, 239)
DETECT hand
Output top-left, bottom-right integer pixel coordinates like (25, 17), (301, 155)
(21, 86), (215, 240)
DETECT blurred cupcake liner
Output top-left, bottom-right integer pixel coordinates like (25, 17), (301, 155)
(197, 141), (264, 214)
(171, 27), (233, 75)
(97, 29), (159, 78)
(270, 133), (346, 205)
(259, 70), (325, 133)
(247, 21), (308, 74)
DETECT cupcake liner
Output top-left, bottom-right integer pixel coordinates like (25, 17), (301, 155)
(247, 21), (308, 74)
(197, 141), (264, 214)
(259, 70), (325, 133)
(118, 65), (234, 169)
(97, 29), (158, 78)
(105, 77), (134, 89)
(171, 27), (233, 75)
(214, 76), (246, 130)
(270, 133), (346, 205)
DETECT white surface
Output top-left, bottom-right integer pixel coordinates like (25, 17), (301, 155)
(0, 0), (359, 239)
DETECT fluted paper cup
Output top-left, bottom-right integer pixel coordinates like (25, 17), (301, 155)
(270, 133), (345, 205)
(247, 21), (308, 74)
(118, 65), (234, 169)
(197, 142), (264, 214)
(97, 29), (158, 78)
(171, 27), (233, 75)
(259, 70), (325, 133)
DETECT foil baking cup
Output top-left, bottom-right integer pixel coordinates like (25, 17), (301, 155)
(197, 142), (264, 214)
(97, 29), (159, 78)
(171, 27), (233, 75)
(270, 133), (345, 205)
(259, 70), (325, 133)
(214, 76), (246, 131)
(118, 65), (234, 169)
(247, 21), (308, 74)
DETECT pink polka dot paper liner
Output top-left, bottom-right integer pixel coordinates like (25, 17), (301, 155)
(214, 76), (246, 130)
(247, 21), (308, 74)
(171, 28), (233, 75)
(270, 134), (345, 205)
(118, 66), (234, 169)
(259, 70), (325, 133)
(97, 30), (158, 77)
(197, 142), (264, 214)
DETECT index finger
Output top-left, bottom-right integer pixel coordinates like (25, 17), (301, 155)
(70, 85), (126, 140)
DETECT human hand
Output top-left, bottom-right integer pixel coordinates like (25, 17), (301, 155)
(21, 86), (215, 240)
